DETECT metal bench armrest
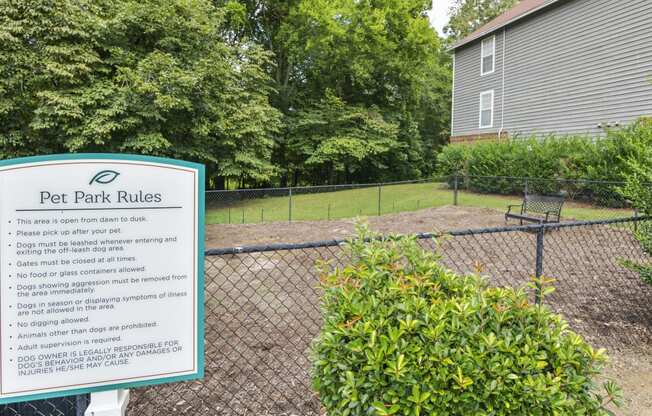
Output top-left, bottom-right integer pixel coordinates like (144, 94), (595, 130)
(506, 204), (523, 214)
(545, 209), (561, 216)
(543, 210), (561, 222)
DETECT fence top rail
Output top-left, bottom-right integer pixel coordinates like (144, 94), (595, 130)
(205, 175), (642, 194)
(204, 215), (647, 256)
(205, 178), (439, 193)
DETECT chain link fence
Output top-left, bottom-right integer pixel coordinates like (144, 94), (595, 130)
(1, 395), (89, 416)
(206, 176), (637, 224)
(455, 175), (637, 217)
(205, 178), (439, 224)
(9, 216), (651, 415)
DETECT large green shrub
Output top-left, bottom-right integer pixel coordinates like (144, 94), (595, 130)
(312, 228), (621, 415)
(435, 118), (652, 205)
(434, 144), (469, 183)
(618, 132), (652, 285)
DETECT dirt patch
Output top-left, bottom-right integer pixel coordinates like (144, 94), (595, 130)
(206, 205), (507, 248)
(127, 207), (651, 415)
(602, 352), (652, 415)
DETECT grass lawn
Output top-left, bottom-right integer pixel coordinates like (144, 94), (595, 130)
(206, 182), (634, 224)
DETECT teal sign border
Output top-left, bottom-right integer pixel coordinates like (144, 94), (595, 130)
(0, 153), (205, 405)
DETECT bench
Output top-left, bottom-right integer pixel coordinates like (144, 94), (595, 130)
(505, 194), (564, 224)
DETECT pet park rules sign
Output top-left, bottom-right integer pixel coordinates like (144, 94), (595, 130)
(0, 154), (204, 404)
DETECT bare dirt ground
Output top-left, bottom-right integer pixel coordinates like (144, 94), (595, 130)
(602, 352), (652, 415)
(128, 206), (651, 415)
(206, 205), (507, 248)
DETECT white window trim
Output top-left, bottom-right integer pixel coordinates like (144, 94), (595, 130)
(479, 90), (494, 129)
(481, 35), (496, 76)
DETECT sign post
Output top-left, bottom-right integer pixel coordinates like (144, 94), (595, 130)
(0, 154), (204, 408)
(85, 389), (130, 416)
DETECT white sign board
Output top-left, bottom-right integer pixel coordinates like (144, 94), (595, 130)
(0, 154), (204, 404)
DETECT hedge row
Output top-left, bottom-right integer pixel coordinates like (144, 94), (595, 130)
(436, 118), (652, 204)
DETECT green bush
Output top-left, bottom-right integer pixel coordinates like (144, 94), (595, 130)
(618, 221), (652, 286)
(436, 118), (652, 206)
(434, 144), (468, 185)
(312, 228), (621, 415)
(619, 139), (652, 285)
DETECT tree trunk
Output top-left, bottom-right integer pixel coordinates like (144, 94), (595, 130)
(214, 176), (226, 190)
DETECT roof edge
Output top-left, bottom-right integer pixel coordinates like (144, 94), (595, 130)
(448, 0), (562, 51)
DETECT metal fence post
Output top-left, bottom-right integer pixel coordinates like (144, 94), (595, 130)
(288, 187), (293, 223)
(377, 185), (382, 216)
(453, 175), (459, 206)
(535, 226), (545, 305)
(76, 394), (90, 416)
(524, 177), (529, 196)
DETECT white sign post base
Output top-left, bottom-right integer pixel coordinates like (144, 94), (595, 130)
(84, 390), (130, 416)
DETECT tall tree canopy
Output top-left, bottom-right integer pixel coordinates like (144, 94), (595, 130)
(444, 0), (519, 40)
(221, 0), (451, 185)
(0, 0), (281, 186)
(0, 0), (452, 188)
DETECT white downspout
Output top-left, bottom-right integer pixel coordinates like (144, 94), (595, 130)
(498, 27), (507, 140)
(451, 54), (456, 141)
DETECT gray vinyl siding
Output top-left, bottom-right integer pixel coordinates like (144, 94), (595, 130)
(452, 0), (652, 138)
(452, 31), (505, 136)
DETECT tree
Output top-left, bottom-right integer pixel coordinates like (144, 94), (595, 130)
(285, 92), (400, 185)
(0, 0), (281, 187)
(1, 0), (453, 188)
(225, 0), (451, 185)
(444, 0), (519, 40)
(281, 0), (444, 183)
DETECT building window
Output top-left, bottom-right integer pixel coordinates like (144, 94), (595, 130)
(481, 36), (495, 75)
(479, 90), (494, 128)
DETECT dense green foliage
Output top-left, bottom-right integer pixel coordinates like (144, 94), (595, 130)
(620, 121), (652, 214)
(445, 0), (519, 40)
(0, 0), (453, 188)
(285, 93), (401, 184)
(222, 0), (452, 186)
(436, 118), (652, 203)
(618, 124), (652, 284)
(0, 0), (281, 184)
(312, 228), (621, 415)
(619, 222), (652, 286)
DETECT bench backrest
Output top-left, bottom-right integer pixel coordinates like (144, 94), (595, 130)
(523, 194), (564, 215)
